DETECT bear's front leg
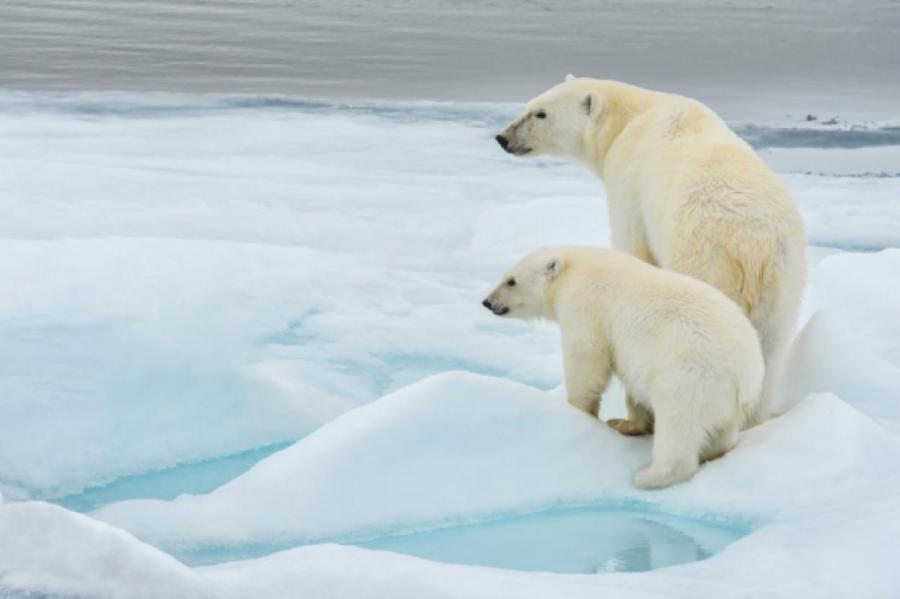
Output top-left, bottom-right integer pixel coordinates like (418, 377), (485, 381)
(563, 346), (611, 419)
(607, 395), (654, 436)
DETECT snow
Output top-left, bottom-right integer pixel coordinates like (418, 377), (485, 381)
(783, 250), (900, 429)
(3, 93), (899, 501)
(88, 372), (900, 561)
(0, 94), (600, 498)
(91, 373), (652, 557)
(4, 390), (900, 598)
(0, 502), (203, 599)
(809, 250), (900, 369)
(1, 92), (899, 597)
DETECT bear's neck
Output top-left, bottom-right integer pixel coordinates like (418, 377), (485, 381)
(581, 82), (660, 180)
(544, 270), (611, 326)
(543, 256), (628, 334)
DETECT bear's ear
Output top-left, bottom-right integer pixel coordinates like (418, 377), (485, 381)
(545, 256), (565, 280)
(582, 92), (603, 118)
(565, 73), (576, 82)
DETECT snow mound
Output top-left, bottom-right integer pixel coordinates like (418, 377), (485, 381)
(94, 372), (900, 564)
(784, 249), (900, 428)
(4, 381), (900, 599)
(92, 372), (647, 555)
(810, 249), (900, 370)
(0, 502), (202, 599)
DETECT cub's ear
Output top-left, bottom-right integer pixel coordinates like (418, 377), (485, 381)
(545, 256), (565, 280)
(582, 92), (603, 118)
(565, 73), (576, 82)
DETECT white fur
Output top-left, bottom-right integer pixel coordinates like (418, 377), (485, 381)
(498, 78), (806, 422)
(484, 247), (764, 489)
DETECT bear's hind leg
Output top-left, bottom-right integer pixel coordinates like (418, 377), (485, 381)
(632, 401), (704, 489)
(607, 395), (654, 436)
(701, 420), (739, 463)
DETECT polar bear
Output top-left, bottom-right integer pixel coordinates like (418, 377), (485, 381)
(496, 77), (805, 426)
(482, 247), (764, 489)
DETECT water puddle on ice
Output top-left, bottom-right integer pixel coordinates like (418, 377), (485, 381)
(55, 442), (291, 512)
(51, 454), (747, 574)
(352, 506), (747, 574)
(185, 506), (748, 574)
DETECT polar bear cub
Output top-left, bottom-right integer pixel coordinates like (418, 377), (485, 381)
(483, 247), (764, 489)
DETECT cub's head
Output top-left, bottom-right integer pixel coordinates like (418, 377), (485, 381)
(495, 75), (602, 158)
(482, 249), (565, 320)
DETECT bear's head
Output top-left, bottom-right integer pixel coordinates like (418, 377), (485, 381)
(495, 75), (602, 158)
(482, 248), (565, 320)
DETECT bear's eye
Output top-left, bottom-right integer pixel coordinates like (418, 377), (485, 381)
(535, 111), (547, 119)
(507, 278), (516, 287)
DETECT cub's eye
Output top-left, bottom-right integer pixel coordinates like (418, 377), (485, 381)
(507, 278), (516, 287)
(535, 111), (547, 119)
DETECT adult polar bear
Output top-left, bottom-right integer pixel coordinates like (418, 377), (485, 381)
(496, 76), (805, 428)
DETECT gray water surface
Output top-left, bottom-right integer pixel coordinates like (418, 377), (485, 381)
(2, 0), (899, 119)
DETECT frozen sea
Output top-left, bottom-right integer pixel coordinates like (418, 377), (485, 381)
(1, 2), (900, 597)
(1, 89), (899, 598)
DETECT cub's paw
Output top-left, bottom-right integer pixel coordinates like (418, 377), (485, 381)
(633, 464), (696, 490)
(633, 467), (668, 490)
(606, 418), (652, 436)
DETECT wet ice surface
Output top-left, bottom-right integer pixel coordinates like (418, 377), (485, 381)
(0, 92), (899, 596)
(56, 443), (291, 513)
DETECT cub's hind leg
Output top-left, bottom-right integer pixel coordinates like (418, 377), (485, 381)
(632, 393), (706, 489)
(701, 419), (739, 463)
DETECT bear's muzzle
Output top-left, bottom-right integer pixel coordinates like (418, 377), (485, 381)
(482, 298), (510, 316)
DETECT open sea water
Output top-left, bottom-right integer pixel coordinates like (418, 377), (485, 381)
(2, 0), (899, 119)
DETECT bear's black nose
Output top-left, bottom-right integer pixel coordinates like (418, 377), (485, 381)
(482, 299), (492, 310)
(495, 134), (509, 150)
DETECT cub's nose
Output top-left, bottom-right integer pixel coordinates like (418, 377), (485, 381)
(482, 298), (492, 310)
(495, 134), (509, 150)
